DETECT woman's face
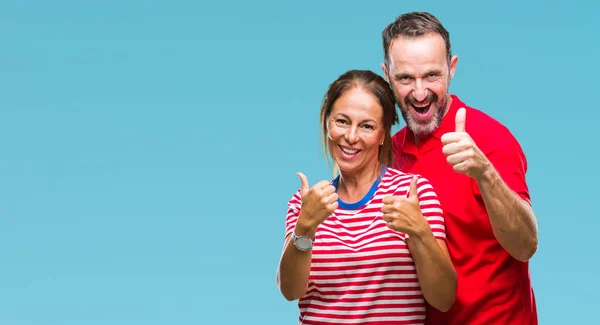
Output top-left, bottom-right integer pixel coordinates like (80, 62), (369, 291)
(327, 86), (385, 175)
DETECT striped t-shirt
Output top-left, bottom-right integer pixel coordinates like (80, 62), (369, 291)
(284, 167), (446, 325)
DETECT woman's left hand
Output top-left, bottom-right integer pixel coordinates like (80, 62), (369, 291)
(381, 176), (430, 237)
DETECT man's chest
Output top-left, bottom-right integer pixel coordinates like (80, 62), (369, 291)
(394, 147), (486, 230)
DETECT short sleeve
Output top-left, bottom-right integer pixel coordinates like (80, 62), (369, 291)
(415, 177), (446, 240)
(284, 190), (302, 239)
(476, 124), (531, 205)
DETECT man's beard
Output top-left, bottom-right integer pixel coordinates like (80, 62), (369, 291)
(396, 92), (448, 136)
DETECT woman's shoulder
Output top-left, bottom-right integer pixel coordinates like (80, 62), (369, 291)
(383, 166), (421, 181)
(381, 167), (434, 190)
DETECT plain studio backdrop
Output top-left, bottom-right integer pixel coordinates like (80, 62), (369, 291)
(0, 0), (597, 324)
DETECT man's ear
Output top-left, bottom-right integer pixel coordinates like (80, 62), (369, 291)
(449, 55), (458, 80)
(381, 63), (390, 82)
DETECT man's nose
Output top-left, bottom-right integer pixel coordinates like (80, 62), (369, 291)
(412, 80), (428, 102)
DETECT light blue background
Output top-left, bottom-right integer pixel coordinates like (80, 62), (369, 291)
(0, 0), (597, 324)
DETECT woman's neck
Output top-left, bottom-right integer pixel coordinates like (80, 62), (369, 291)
(337, 163), (382, 203)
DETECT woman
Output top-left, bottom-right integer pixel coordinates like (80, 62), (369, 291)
(277, 70), (456, 325)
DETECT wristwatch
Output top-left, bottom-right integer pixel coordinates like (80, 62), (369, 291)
(292, 230), (314, 252)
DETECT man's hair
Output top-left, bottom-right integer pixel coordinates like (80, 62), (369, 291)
(382, 12), (452, 69)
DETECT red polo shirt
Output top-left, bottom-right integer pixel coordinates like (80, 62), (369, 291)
(392, 95), (537, 325)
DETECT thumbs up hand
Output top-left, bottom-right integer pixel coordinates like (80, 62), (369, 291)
(441, 108), (491, 180)
(294, 172), (338, 236)
(381, 176), (429, 237)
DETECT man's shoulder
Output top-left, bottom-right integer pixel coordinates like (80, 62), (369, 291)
(454, 96), (516, 141)
(459, 101), (504, 132)
(391, 126), (408, 148)
(392, 126), (408, 139)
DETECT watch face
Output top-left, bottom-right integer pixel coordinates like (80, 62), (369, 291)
(295, 237), (312, 250)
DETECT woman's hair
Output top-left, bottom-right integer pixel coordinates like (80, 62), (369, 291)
(319, 70), (399, 170)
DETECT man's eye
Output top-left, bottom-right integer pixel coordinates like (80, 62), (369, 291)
(397, 76), (411, 84)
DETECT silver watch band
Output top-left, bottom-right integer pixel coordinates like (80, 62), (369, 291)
(292, 230), (314, 252)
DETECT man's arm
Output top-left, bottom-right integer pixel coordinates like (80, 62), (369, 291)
(441, 107), (539, 262)
(477, 165), (538, 262)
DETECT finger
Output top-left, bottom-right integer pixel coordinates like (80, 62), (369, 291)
(385, 219), (395, 230)
(327, 201), (338, 212)
(382, 213), (393, 222)
(408, 176), (418, 199)
(297, 172), (309, 194)
(442, 141), (470, 157)
(325, 192), (339, 204)
(321, 184), (336, 196)
(440, 132), (462, 145)
(446, 151), (469, 167)
(452, 160), (470, 174)
(455, 107), (466, 132)
(381, 204), (396, 214)
(314, 180), (332, 190)
(382, 195), (396, 205)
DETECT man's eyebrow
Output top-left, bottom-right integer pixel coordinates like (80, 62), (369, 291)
(395, 69), (443, 78)
(394, 72), (412, 78)
(426, 69), (443, 75)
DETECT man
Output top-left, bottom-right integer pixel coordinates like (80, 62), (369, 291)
(379, 12), (539, 325)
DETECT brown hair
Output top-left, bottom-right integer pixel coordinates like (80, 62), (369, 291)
(319, 70), (399, 169)
(382, 12), (452, 68)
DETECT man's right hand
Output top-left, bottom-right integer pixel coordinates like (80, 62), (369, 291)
(295, 172), (338, 236)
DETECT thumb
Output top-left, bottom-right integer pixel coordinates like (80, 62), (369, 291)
(297, 172), (309, 194)
(455, 107), (466, 132)
(408, 176), (418, 199)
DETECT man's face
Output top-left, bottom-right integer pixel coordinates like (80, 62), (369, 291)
(382, 33), (457, 136)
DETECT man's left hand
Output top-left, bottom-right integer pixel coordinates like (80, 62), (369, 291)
(441, 107), (491, 181)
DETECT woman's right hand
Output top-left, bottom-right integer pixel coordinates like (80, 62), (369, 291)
(295, 172), (338, 236)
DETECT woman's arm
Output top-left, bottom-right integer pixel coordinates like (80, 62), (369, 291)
(381, 175), (456, 311)
(407, 233), (456, 312)
(276, 225), (314, 301)
(277, 173), (338, 301)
